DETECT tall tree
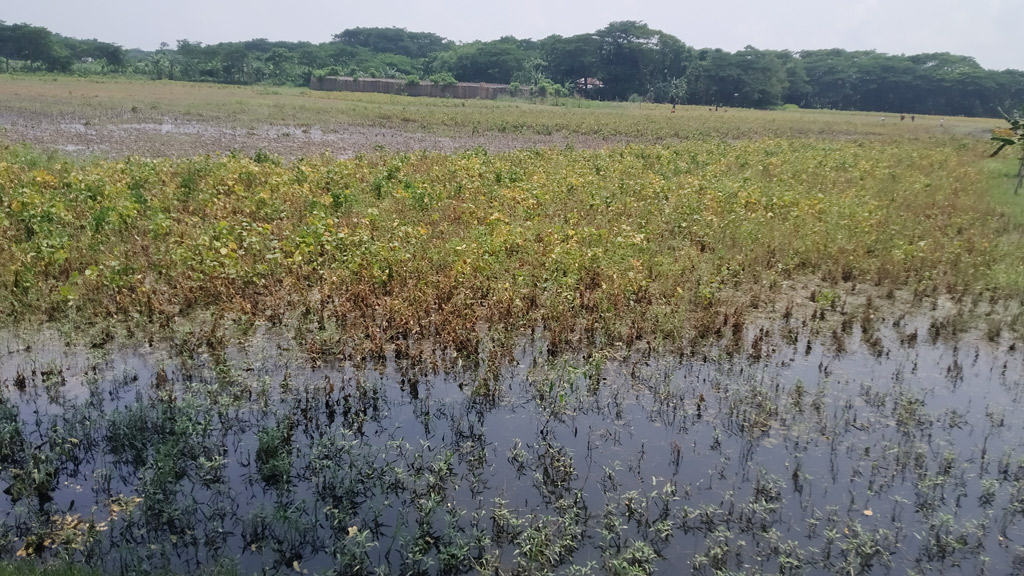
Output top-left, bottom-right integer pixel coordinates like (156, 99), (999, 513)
(538, 33), (600, 87)
(450, 37), (533, 84)
(799, 49), (865, 110)
(685, 49), (736, 105)
(332, 27), (451, 59)
(0, 23), (59, 71)
(594, 20), (661, 100)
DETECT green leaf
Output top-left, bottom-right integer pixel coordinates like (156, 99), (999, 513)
(990, 142), (1011, 158)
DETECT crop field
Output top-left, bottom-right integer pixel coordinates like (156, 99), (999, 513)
(0, 76), (998, 158)
(2, 76), (1024, 575)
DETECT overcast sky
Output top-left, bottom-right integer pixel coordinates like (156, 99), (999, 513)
(4, 0), (1020, 70)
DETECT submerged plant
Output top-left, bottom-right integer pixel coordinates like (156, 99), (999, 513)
(256, 418), (295, 491)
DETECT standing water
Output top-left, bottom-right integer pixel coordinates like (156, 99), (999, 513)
(1, 313), (1022, 575)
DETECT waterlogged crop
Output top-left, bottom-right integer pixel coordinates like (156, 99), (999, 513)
(1, 139), (1019, 357)
(2, 114), (1024, 576)
(5, 74), (1024, 576)
(1, 312), (1023, 575)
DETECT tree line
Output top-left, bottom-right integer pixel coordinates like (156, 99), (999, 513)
(0, 22), (125, 73)
(2, 19), (1022, 117)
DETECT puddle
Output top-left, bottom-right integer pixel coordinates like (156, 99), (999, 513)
(0, 113), (604, 160)
(57, 124), (96, 134)
(0, 320), (1022, 574)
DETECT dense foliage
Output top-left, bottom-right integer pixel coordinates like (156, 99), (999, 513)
(1, 138), (1018, 353)
(990, 107), (1024, 195)
(2, 20), (1023, 116)
(0, 22), (124, 73)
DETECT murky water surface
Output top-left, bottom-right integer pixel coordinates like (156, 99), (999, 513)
(1, 318), (1022, 575)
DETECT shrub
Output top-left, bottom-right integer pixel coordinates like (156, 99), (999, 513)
(428, 72), (457, 87)
(313, 66), (344, 80)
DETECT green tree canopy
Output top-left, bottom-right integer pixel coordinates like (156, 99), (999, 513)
(332, 27), (451, 59)
(0, 19), (1020, 116)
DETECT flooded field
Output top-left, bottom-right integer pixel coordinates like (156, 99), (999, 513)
(2, 310), (1022, 575)
(0, 113), (595, 160)
(2, 76), (1023, 575)
(0, 77), (996, 161)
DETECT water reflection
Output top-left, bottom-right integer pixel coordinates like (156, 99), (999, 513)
(0, 317), (1022, 575)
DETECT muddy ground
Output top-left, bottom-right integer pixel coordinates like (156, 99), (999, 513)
(0, 108), (613, 159)
(0, 76), (997, 159)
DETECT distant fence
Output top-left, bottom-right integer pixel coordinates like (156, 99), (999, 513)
(309, 76), (525, 99)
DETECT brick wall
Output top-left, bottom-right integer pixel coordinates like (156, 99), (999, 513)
(310, 76), (525, 99)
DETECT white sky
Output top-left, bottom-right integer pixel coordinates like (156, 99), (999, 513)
(4, 0), (1021, 71)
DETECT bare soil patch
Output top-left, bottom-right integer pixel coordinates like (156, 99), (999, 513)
(0, 109), (603, 159)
